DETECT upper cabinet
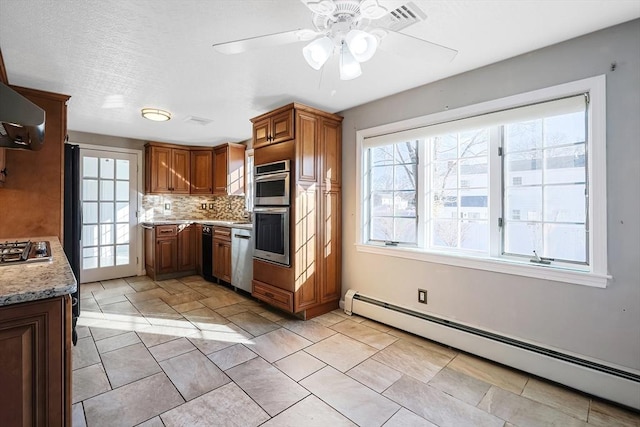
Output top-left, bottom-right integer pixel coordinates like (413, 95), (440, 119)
(251, 107), (294, 149)
(213, 143), (245, 195)
(145, 142), (191, 194)
(190, 149), (213, 194)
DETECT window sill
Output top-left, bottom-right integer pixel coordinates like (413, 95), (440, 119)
(355, 244), (610, 288)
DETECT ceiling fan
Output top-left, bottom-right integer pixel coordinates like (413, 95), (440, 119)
(212, 0), (457, 80)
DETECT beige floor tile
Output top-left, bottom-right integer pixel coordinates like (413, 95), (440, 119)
(160, 291), (204, 307)
(305, 333), (379, 372)
(187, 324), (253, 355)
(261, 395), (358, 427)
(448, 353), (528, 394)
(124, 275), (155, 284)
(80, 282), (104, 294)
(126, 288), (173, 304)
(478, 386), (588, 427)
(72, 402), (87, 427)
(226, 357), (310, 416)
(331, 319), (398, 350)
(89, 326), (130, 341)
(183, 307), (229, 330)
(148, 337), (196, 362)
(384, 375), (503, 427)
(72, 363), (111, 403)
(171, 300), (205, 313)
(96, 294), (129, 306)
(101, 278), (134, 289)
(159, 350), (230, 400)
(383, 408), (438, 427)
(310, 311), (346, 327)
(95, 331), (141, 354)
(76, 325), (91, 339)
(177, 275), (203, 283)
(360, 318), (392, 333)
(80, 297), (101, 312)
(101, 342), (162, 388)
(83, 373), (184, 427)
(160, 382), (269, 427)
(199, 292), (246, 309)
(428, 366), (491, 406)
(227, 311), (280, 336)
(100, 300), (141, 315)
(156, 279), (192, 295)
(389, 329), (458, 359)
(135, 416), (164, 427)
(279, 318), (337, 342)
(248, 328), (312, 363)
(137, 324), (200, 347)
(301, 366), (400, 427)
(588, 399), (640, 426)
(208, 343), (257, 370)
(274, 351), (326, 381)
(128, 280), (159, 292)
(92, 286), (136, 304)
(72, 336), (101, 370)
(347, 358), (403, 393)
(258, 309), (287, 322)
(215, 303), (249, 317)
(372, 339), (453, 383)
(522, 377), (590, 421)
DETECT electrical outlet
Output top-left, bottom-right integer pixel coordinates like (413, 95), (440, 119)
(164, 203), (171, 211)
(209, 203), (214, 209)
(201, 203), (207, 210)
(418, 289), (427, 304)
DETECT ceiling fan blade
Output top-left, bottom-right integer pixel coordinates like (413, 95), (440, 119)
(213, 29), (308, 55)
(378, 30), (458, 63)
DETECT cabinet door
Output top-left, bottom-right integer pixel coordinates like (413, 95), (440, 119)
(171, 149), (191, 193)
(253, 117), (271, 149)
(213, 146), (228, 195)
(297, 112), (318, 182)
(177, 225), (196, 271)
(321, 118), (341, 188)
(271, 109), (295, 144)
(156, 237), (177, 275)
(0, 296), (68, 426)
(221, 241), (232, 282)
(195, 224), (203, 275)
(190, 150), (213, 194)
(148, 146), (172, 193)
(321, 191), (341, 302)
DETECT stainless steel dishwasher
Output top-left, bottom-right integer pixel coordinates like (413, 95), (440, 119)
(231, 227), (253, 293)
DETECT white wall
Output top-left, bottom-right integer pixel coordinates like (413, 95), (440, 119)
(340, 19), (640, 372)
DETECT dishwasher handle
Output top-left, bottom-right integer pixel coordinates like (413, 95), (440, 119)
(234, 234), (251, 239)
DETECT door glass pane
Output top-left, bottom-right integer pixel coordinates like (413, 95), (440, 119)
(116, 159), (130, 179)
(83, 157), (98, 178)
(116, 224), (129, 244)
(100, 224), (114, 245)
(100, 202), (114, 223)
(116, 181), (129, 201)
(83, 180), (98, 201)
(100, 158), (114, 179)
(116, 202), (129, 223)
(83, 202), (98, 224)
(83, 247), (98, 269)
(83, 225), (99, 246)
(100, 181), (114, 201)
(100, 246), (114, 267)
(116, 245), (129, 265)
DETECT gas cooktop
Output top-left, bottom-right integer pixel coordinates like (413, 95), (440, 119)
(0, 240), (52, 266)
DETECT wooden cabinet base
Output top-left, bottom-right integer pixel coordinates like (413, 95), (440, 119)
(0, 295), (71, 426)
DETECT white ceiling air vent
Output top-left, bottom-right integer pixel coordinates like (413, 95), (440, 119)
(374, 2), (427, 32)
(183, 116), (214, 126)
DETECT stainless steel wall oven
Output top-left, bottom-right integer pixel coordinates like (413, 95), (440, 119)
(254, 160), (290, 206)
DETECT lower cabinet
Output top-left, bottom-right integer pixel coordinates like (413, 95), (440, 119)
(0, 295), (72, 426)
(145, 224), (196, 280)
(212, 226), (231, 283)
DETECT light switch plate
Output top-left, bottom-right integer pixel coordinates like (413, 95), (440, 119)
(418, 289), (427, 304)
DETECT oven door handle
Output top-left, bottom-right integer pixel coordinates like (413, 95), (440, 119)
(254, 172), (289, 183)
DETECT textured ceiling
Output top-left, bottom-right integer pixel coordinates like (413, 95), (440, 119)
(0, 0), (638, 147)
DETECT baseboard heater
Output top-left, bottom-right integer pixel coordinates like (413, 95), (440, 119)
(344, 290), (640, 410)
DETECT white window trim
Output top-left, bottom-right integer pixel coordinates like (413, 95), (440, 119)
(355, 76), (609, 288)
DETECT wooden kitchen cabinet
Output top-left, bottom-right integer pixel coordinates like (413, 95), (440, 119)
(213, 143), (245, 195)
(0, 148), (5, 186)
(251, 103), (343, 319)
(145, 224), (196, 280)
(195, 224), (203, 275)
(252, 106), (295, 149)
(212, 226), (232, 283)
(145, 142), (191, 194)
(0, 295), (71, 426)
(190, 149), (213, 194)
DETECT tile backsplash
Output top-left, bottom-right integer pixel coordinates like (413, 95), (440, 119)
(142, 195), (247, 222)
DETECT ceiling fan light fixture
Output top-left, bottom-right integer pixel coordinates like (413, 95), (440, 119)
(359, 0), (388, 19)
(339, 42), (362, 80)
(306, 0), (337, 16)
(345, 29), (378, 62)
(303, 36), (334, 70)
(141, 108), (171, 122)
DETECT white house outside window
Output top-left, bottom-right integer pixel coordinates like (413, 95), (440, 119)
(357, 76), (609, 288)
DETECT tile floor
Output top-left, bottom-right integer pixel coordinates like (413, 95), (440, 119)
(72, 275), (640, 427)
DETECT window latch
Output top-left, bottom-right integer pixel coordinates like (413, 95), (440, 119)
(385, 241), (399, 247)
(530, 250), (553, 265)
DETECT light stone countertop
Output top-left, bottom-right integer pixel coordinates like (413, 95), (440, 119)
(0, 237), (77, 307)
(142, 220), (253, 230)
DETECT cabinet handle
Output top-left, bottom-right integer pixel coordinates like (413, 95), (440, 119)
(265, 292), (274, 298)
(234, 234), (250, 239)
(159, 230), (173, 234)
(0, 167), (7, 177)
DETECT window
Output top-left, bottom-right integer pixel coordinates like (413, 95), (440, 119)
(357, 76), (608, 287)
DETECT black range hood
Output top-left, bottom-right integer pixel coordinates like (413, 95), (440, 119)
(0, 82), (46, 150)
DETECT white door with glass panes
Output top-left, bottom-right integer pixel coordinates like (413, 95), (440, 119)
(80, 149), (138, 282)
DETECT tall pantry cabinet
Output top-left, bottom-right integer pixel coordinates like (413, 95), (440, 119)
(251, 103), (342, 319)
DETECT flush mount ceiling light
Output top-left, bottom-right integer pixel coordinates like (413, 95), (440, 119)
(212, 0), (458, 81)
(141, 108), (171, 122)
